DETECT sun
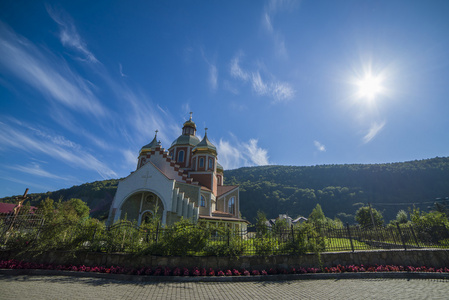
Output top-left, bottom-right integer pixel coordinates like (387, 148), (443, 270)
(356, 73), (384, 100)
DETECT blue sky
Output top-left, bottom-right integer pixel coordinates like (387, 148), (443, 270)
(1, 0), (449, 197)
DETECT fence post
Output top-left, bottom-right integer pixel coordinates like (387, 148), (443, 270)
(396, 223), (407, 251)
(346, 223), (355, 252)
(291, 224), (295, 243)
(155, 223), (159, 244)
(409, 225), (420, 248)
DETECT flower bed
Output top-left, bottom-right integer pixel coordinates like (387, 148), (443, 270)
(1, 260), (449, 276)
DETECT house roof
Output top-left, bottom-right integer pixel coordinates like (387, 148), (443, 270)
(0, 203), (16, 214)
(0, 203), (37, 214)
(217, 185), (238, 197)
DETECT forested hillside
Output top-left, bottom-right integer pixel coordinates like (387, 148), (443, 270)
(226, 157), (449, 223)
(2, 157), (448, 223)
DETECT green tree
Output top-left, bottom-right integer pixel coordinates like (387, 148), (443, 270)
(37, 197), (56, 221)
(308, 204), (325, 224)
(255, 210), (268, 237)
(395, 210), (408, 224)
(355, 206), (383, 228)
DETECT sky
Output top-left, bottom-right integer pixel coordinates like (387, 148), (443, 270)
(1, 0), (449, 198)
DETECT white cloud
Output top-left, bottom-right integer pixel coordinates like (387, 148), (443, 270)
(363, 121), (386, 143)
(314, 140), (326, 152)
(209, 64), (218, 90)
(0, 22), (106, 117)
(270, 81), (294, 102)
(251, 72), (268, 95)
(244, 139), (270, 165)
(200, 48), (218, 91)
(119, 63), (127, 77)
(232, 53), (292, 100)
(217, 135), (269, 169)
(263, 12), (274, 33)
(123, 149), (138, 170)
(8, 163), (66, 180)
(262, 0), (299, 58)
(46, 4), (98, 63)
(230, 54), (249, 81)
(0, 120), (117, 179)
(229, 54), (294, 102)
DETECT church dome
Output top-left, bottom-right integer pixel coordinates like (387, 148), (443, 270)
(170, 134), (200, 147)
(170, 112), (200, 148)
(193, 129), (217, 155)
(140, 131), (160, 153)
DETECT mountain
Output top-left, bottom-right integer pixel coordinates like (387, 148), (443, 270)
(225, 157), (449, 223)
(2, 157), (448, 223)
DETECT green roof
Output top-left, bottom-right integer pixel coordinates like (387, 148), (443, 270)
(170, 134), (200, 147)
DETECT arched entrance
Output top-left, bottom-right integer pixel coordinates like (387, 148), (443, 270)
(119, 191), (164, 226)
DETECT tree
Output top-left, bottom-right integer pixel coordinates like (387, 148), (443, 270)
(255, 210), (268, 237)
(308, 204), (325, 224)
(395, 210), (408, 224)
(58, 198), (90, 222)
(355, 206), (383, 228)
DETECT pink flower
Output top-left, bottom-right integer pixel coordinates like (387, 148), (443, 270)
(173, 268), (181, 276)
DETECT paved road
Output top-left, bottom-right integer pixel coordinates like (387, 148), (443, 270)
(0, 274), (448, 300)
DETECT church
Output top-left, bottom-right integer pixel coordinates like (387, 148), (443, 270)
(106, 113), (249, 230)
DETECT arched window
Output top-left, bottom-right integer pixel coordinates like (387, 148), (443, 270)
(178, 150), (185, 162)
(208, 158), (214, 170)
(200, 195), (206, 207)
(228, 197), (235, 215)
(199, 157), (204, 168)
(192, 157), (196, 169)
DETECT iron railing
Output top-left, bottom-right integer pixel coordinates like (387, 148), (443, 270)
(1, 215), (449, 255)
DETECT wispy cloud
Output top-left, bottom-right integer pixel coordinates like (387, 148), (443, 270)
(46, 4), (98, 63)
(8, 163), (67, 180)
(217, 134), (269, 169)
(0, 119), (117, 179)
(314, 140), (326, 152)
(209, 64), (218, 90)
(262, 0), (299, 58)
(230, 53), (294, 102)
(0, 22), (106, 117)
(200, 49), (218, 91)
(119, 63), (127, 77)
(363, 121), (386, 143)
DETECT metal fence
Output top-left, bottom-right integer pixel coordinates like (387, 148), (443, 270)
(1, 215), (449, 256)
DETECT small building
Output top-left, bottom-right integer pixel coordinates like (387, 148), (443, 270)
(107, 114), (249, 230)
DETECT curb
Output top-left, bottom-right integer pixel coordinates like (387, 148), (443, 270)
(1, 269), (449, 282)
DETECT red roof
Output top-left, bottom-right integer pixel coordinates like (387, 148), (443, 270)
(0, 203), (37, 214)
(0, 203), (17, 214)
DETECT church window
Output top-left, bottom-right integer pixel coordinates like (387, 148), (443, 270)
(169, 151), (174, 159)
(178, 150), (185, 162)
(199, 157), (204, 168)
(228, 197), (235, 215)
(193, 157), (196, 169)
(200, 195), (206, 207)
(208, 158), (214, 170)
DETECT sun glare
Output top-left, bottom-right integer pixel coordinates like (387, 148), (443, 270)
(356, 73), (384, 100)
